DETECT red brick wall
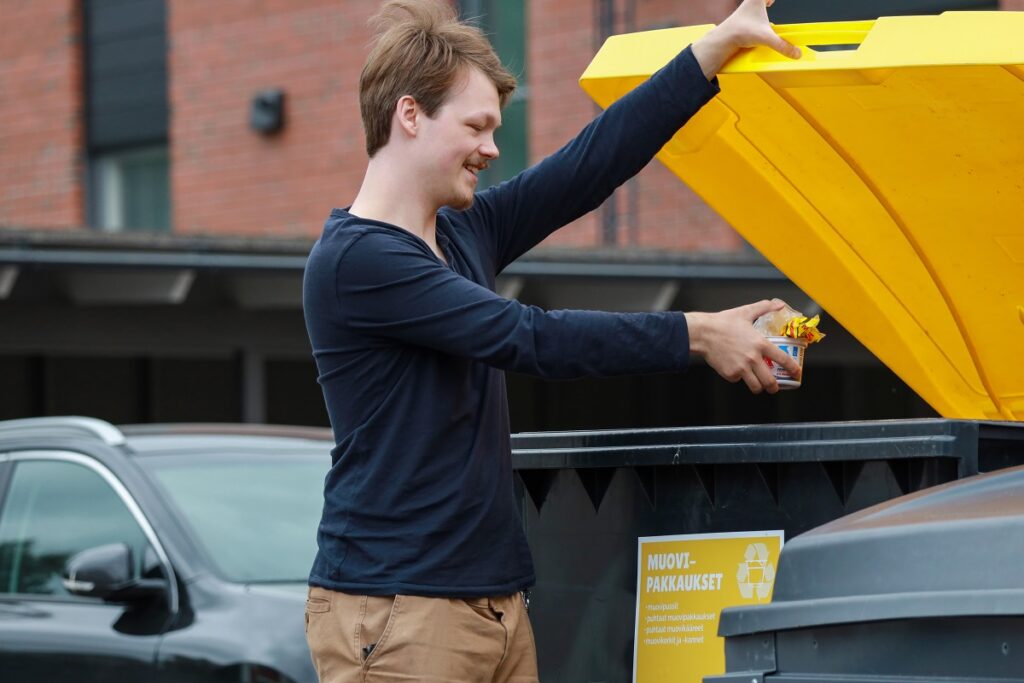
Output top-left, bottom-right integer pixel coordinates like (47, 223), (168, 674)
(1003, 0), (1024, 9)
(3, 0), (1019, 249)
(527, 0), (601, 247)
(625, 0), (741, 252)
(0, 0), (83, 229)
(169, 0), (371, 237)
(169, 0), (744, 250)
(163, 0), (1024, 245)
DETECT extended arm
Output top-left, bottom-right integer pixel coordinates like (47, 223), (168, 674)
(335, 232), (689, 380)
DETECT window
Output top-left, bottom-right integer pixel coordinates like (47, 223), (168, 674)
(459, 0), (528, 187)
(140, 452), (326, 583)
(0, 458), (151, 596)
(93, 147), (170, 232)
(83, 0), (170, 231)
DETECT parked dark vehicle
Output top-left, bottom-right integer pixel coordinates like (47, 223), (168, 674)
(0, 417), (330, 683)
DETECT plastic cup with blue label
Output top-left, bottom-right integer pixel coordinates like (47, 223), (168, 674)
(764, 335), (806, 389)
(754, 304), (825, 390)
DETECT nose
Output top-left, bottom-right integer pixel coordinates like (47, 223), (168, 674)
(480, 135), (499, 161)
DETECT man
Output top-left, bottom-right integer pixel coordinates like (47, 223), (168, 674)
(302, 0), (801, 680)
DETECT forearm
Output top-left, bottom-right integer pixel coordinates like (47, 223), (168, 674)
(507, 309), (691, 380)
(337, 233), (691, 380)
(484, 46), (719, 270)
(527, 46), (717, 215)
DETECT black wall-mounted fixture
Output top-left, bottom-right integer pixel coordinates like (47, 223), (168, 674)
(250, 89), (285, 135)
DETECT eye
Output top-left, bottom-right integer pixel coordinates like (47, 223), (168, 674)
(467, 123), (483, 132)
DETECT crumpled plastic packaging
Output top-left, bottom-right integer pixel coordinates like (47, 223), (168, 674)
(754, 305), (826, 344)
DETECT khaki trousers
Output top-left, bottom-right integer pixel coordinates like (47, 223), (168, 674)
(305, 586), (540, 683)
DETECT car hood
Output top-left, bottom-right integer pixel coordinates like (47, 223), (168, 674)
(241, 582), (309, 600)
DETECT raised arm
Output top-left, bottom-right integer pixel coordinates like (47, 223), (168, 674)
(461, 0), (800, 272)
(463, 45), (715, 273)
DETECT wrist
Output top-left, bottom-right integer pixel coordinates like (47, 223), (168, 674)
(684, 312), (709, 356)
(691, 25), (739, 80)
(710, 21), (744, 53)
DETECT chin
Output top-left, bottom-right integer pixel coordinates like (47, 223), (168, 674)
(444, 191), (475, 211)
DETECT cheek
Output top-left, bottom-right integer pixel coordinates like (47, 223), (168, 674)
(443, 145), (472, 170)
(421, 121), (475, 169)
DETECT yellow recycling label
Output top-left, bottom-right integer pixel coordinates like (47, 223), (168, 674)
(633, 530), (785, 683)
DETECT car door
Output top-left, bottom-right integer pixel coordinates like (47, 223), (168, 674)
(0, 450), (171, 682)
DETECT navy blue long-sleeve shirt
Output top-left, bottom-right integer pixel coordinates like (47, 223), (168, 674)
(303, 46), (718, 596)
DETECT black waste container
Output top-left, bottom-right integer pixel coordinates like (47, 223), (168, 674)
(706, 464), (1024, 683)
(510, 419), (1024, 682)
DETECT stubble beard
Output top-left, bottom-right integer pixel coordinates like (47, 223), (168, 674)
(443, 179), (476, 211)
(448, 193), (474, 211)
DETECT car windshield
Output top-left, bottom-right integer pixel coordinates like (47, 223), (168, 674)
(139, 450), (327, 583)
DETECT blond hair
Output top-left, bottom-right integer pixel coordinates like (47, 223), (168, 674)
(360, 0), (517, 157)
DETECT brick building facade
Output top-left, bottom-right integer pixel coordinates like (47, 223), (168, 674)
(0, 0), (1014, 428)
(5, 0), (1012, 245)
(1, 2), (84, 229)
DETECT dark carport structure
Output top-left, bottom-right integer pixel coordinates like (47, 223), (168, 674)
(0, 228), (933, 429)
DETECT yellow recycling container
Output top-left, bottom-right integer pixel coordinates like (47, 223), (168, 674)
(580, 12), (1024, 421)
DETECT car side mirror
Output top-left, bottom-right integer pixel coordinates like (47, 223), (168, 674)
(63, 543), (167, 603)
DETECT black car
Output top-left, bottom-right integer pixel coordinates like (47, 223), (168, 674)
(0, 416), (330, 683)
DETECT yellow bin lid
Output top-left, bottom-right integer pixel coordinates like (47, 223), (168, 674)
(580, 12), (1024, 421)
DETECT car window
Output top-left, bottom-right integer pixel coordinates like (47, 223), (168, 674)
(0, 458), (151, 597)
(140, 452), (325, 583)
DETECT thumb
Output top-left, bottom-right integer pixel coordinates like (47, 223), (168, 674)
(767, 30), (802, 60)
(738, 298), (786, 321)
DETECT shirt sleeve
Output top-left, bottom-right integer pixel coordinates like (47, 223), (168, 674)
(459, 45), (720, 273)
(336, 231), (690, 380)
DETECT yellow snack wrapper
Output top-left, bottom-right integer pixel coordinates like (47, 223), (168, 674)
(782, 315), (825, 344)
(753, 306), (826, 344)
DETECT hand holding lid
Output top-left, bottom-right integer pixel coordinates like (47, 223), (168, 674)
(692, 0), (802, 79)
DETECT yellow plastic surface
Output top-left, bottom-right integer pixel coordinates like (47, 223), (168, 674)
(580, 12), (1024, 420)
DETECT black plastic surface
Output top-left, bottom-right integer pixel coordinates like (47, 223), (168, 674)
(509, 419), (1024, 683)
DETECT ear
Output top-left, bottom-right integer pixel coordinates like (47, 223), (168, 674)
(394, 95), (420, 140)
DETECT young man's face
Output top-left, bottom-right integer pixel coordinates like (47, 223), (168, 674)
(417, 66), (501, 211)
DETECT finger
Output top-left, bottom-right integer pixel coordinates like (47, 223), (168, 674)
(764, 341), (802, 380)
(739, 298), (785, 321)
(752, 354), (779, 394)
(741, 369), (763, 395)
